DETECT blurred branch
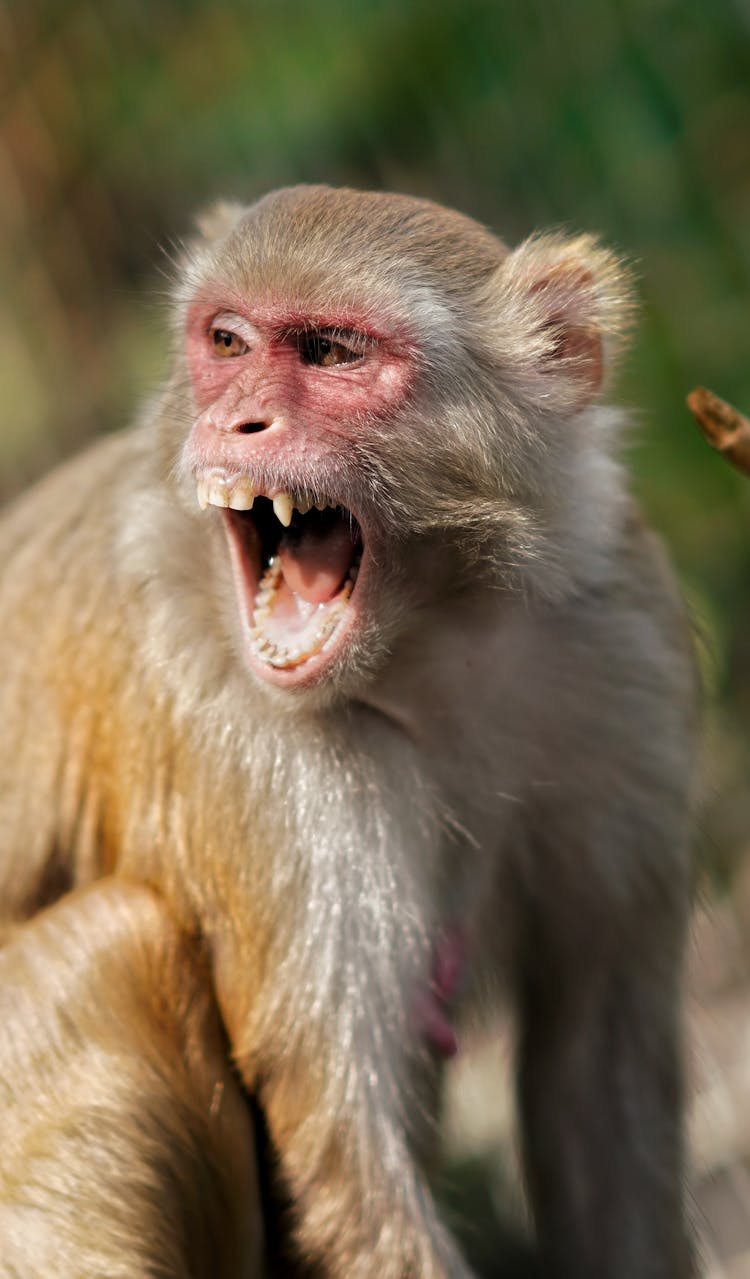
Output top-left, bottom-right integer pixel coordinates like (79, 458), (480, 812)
(687, 386), (750, 479)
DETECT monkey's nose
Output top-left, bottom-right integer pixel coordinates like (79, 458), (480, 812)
(233, 421), (269, 434)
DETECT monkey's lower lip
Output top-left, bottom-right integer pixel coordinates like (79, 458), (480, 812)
(222, 500), (363, 680)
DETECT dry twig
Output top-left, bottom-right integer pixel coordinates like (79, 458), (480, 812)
(687, 386), (750, 478)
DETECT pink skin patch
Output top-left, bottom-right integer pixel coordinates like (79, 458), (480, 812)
(415, 928), (467, 1059)
(185, 294), (414, 449)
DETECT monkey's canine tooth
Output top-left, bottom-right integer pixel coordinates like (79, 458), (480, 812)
(196, 478), (210, 510)
(272, 491), (294, 527)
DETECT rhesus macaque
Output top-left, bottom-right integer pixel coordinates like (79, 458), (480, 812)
(0, 186), (697, 1278)
(0, 879), (261, 1278)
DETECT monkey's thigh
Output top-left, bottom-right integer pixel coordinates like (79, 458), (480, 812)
(0, 878), (262, 1279)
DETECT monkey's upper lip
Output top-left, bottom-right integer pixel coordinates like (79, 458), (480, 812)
(195, 472), (363, 683)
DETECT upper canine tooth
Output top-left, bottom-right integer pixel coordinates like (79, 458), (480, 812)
(228, 477), (255, 511)
(196, 478), (210, 510)
(273, 491), (294, 528)
(207, 476), (230, 508)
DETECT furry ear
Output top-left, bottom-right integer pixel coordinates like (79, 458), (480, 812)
(486, 232), (635, 413)
(194, 200), (246, 242)
(172, 201), (248, 306)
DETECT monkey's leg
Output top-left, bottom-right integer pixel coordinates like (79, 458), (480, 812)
(0, 879), (262, 1279)
(516, 870), (695, 1279)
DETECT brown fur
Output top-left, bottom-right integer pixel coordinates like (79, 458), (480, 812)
(0, 186), (696, 1277)
(0, 880), (261, 1277)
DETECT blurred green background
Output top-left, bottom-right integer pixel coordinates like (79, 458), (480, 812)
(0, 0), (749, 873)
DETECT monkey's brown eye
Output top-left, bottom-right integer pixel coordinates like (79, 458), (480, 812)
(297, 332), (362, 368)
(212, 328), (249, 358)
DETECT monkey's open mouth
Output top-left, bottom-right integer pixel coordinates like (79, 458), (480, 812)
(197, 477), (362, 681)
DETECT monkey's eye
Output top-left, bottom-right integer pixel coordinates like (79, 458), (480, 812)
(211, 328), (250, 358)
(297, 331), (364, 368)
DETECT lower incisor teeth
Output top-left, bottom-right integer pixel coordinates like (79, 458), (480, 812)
(249, 553), (356, 670)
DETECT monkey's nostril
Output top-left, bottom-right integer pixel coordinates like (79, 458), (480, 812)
(235, 422), (268, 434)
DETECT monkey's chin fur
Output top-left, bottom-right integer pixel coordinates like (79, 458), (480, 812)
(221, 500), (365, 688)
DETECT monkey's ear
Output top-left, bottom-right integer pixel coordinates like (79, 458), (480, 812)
(194, 200), (246, 242)
(490, 233), (635, 411)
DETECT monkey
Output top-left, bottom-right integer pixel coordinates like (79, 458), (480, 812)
(0, 878), (261, 1279)
(0, 185), (697, 1278)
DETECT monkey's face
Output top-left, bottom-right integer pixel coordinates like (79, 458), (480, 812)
(174, 186), (630, 696)
(180, 280), (426, 693)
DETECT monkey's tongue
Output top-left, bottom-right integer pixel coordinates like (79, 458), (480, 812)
(277, 520), (356, 605)
(250, 520), (358, 665)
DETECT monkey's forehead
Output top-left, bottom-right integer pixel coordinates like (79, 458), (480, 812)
(186, 184), (506, 318)
(246, 185), (505, 269)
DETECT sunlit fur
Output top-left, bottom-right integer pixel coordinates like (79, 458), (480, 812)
(0, 881), (259, 1279)
(0, 186), (696, 1277)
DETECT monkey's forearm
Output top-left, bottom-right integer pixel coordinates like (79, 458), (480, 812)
(255, 1037), (472, 1279)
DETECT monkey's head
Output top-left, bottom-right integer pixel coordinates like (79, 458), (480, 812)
(168, 185), (632, 697)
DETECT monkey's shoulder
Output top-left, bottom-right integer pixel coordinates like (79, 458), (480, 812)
(0, 425), (165, 698)
(0, 427), (153, 569)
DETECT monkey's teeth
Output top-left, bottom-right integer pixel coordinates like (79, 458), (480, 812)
(201, 482), (332, 523)
(272, 492), (294, 527)
(255, 559), (281, 604)
(248, 565), (355, 669)
(227, 477), (256, 510)
(196, 474), (258, 511)
(207, 477), (231, 508)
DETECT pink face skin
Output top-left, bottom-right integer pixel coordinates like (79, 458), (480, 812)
(185, 291), (414, 472)
(182, 290), (417, 690)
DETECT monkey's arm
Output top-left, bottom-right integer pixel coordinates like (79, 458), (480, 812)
(512, 538), (697, 1279)
(0, 878), (262, 1279)
(517, 817), (694, 1279)
(207, 724), (477, 1279)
